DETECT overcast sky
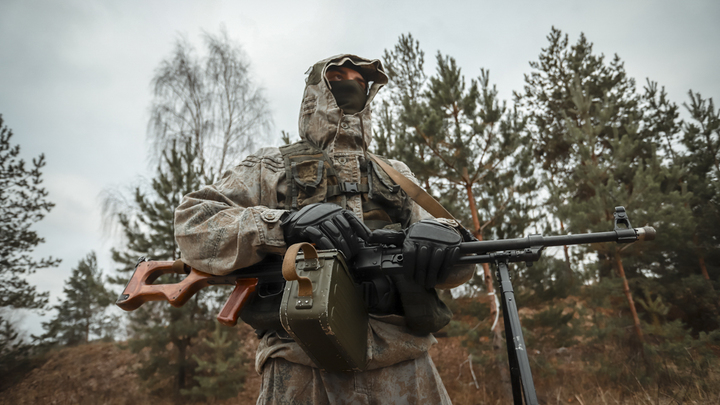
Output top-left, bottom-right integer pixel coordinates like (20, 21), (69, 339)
(2, 0), (719, 336)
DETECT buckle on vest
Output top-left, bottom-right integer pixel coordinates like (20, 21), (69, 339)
(342, 182), (360, 193)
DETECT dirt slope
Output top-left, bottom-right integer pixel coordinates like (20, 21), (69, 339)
(1, 342), (154, 405)
(1, 332), (469, 405)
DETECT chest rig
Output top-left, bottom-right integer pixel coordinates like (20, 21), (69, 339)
(240, 141), (453, 337)
(279, 140), (413, 231)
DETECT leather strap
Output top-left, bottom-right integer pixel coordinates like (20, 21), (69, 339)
(282, 242), (318, 297)
(367, 153), (455, 221)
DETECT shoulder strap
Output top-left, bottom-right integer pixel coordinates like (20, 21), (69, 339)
(366, 153), (454, 221)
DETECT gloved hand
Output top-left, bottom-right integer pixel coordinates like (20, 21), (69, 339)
(402, 220), (463, 289)
(282, 203), (372, 260)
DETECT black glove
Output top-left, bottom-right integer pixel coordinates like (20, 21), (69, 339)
(402, 220), (463, 289)
(282, 203), (371, 260)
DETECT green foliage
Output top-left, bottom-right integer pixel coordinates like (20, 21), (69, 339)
(105, 30), (268, 399)
(664, 275), (720, 334)
(443, 319), (471, 338)
(181, 322), (247, 401)
(635, 287), (670, 329)
(0, 115), (58, 310)
(519, 27), (693, 273)
(515, 28), (699, 353)
(113, 140), (213, 396)
(376, 34), (536, 240)
(280, 130), (293, 145)
(515, 257), (579, 306)
(0, 115), (58, 390)
(584, 309), (720, 394)
(38, 252), (115, 346)
(523, 304), (580, 349)
(374, 29), (720, 401)
(126, 300), (211, 397)
(675, 92), (720, 286)
(515, 27), (643, 179)
(111, 140), (204, 273)
(0, 315), (35, 391)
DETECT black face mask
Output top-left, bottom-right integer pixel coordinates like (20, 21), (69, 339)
(329, 80), (367, 115)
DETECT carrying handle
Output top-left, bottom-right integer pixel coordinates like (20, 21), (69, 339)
(282, 242), (318, 297)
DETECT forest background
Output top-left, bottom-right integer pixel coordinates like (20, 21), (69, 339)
(1, 1), (719, 404)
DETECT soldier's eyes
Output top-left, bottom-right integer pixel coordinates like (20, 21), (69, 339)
(327, 71), (366, 90)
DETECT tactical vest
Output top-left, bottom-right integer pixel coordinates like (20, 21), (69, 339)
(240, 140), (452, 336)
(278, 140), (413, 230)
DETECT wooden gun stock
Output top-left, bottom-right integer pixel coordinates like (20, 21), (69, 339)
(116, 259), (258, 327)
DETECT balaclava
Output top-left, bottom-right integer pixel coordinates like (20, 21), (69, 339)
(298, 54), (388, 152)
(329, 79), (367, 115)
(327, 63), (368, 115)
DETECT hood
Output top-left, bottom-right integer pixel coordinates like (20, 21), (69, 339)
(298, 54), (388, 154)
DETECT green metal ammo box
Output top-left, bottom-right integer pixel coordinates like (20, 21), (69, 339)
(280, 244), (368, 372)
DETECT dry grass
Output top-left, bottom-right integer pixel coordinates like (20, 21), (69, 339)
(3, 322), (718, 405)
(0, 323), (262, 405)
(0, 342), (158, 405)
(429, 335), (720, 405)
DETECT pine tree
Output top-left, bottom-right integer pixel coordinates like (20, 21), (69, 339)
(38, 252), (115, 346)
(515, 27), (641, 283)
(517, 28), (694, 345)
(681, 92), (720, 289)
(113, 140), (213, 397)
(181, 321), (247, 401)
(0, 114), (59, 310)
(0, 115), (59, 384)
(646, 91), (720, 335)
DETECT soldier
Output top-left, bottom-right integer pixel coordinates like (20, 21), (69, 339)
(175, 54), (475, 404)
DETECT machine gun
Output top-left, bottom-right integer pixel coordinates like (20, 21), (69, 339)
(117, 206), (655, 405)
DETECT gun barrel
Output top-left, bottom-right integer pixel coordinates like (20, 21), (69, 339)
(459, 227), (656, 255)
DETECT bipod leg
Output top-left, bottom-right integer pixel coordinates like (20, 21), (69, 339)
(496, 259), (538, 405)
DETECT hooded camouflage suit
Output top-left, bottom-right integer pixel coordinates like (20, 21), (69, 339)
(175, 55), (470, 404)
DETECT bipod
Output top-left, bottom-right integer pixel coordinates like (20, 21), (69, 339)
(495, 254), (539, 405)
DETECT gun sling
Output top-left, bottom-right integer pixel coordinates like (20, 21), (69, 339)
(366, 153), (455, 221)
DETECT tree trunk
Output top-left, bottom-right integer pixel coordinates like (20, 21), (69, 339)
(694, 234), (714, 291)
(177, 340), (187, 391)
(615, 254), (644, 344)
(559, 220), (574, 287)
(465, 183), (498, 330)
(699, 256), (712, 284)
(466, 182), (511, 401)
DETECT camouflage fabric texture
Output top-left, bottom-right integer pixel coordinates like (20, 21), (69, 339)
(174, 54), (473, 404)
(257, 354), (451, 405)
